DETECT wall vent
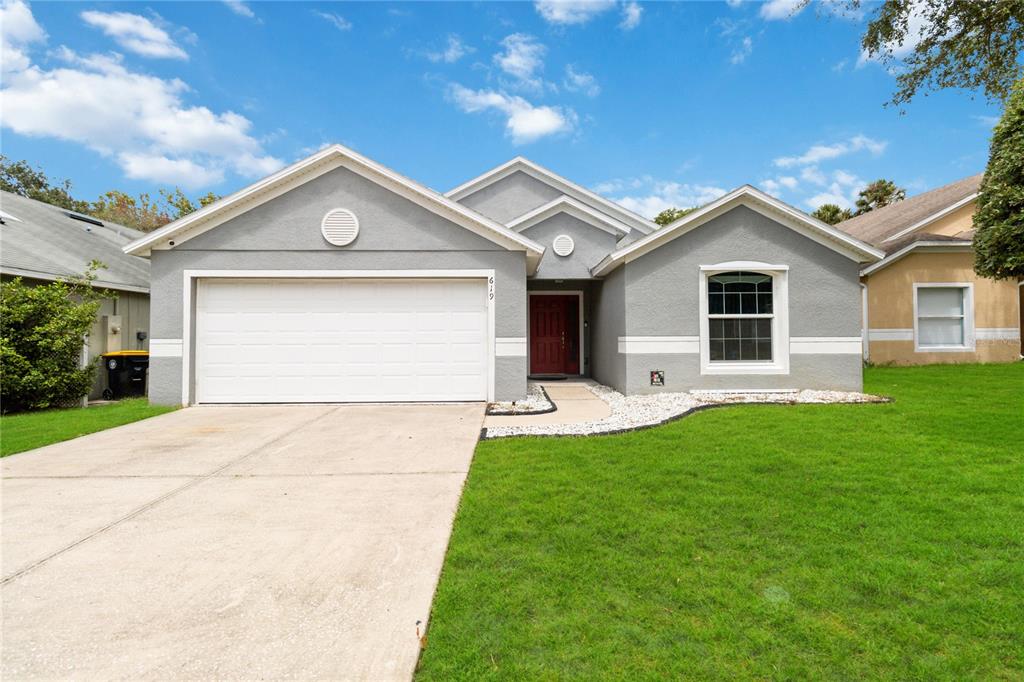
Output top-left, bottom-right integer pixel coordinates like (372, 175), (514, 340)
(552, 234), (575, 257)
(321, 208), (359, 246)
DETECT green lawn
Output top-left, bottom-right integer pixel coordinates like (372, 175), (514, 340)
(1, 399), (176, 457)
(418, 364), (1024, 680)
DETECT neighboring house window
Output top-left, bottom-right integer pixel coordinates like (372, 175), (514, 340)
(707, 272), (774, 361)
(914, 283), (974, 352)
(699, 263), (790, 375)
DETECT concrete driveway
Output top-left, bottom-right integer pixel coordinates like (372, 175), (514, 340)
(1, 403), (484, 681)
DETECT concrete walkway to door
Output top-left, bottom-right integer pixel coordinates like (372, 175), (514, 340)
(1, 403), (484, 681)
(484, 381), (611, 428)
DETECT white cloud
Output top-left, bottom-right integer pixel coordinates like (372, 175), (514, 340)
(730, 36), (753, 64)
(447, 84), (576, 144)
(222, 0), (256, 19)
(832, 58), (849, 72)
(426, 35), (473, 63)
(1, 17), (283, 190)
(118, 152), (224, 187)
(607, 178), (727, 218)
(0, 0), (45, 76)
(726, 0), (744, 7)
(313, 11), (352, 31)
(619, 1), (642, 30)
(494, 33), (547, 92)
(804, 172), (865, 210)
(832, 169), (859, 187)
(563, 64), (600, 97)
(80, 10), (188, 60)
(801, 165), (827, 185)
(973, 114), (1000, 127)
(534, 0), (616, 25)
(759, 0), (805, 21)
(774, 134), (887, 167)
(760, 175), (798, 195)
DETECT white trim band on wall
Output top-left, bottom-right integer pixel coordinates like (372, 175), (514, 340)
(790, 337), (862, 354)
(618, 336), (699, 354)
(495, 337), (527, 357)
(149, 339), (183, 358)
(976, 327), (1021, 341)
(868, 328), (914, 341)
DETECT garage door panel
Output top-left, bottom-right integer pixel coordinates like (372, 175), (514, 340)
(196, 279), (489, 403)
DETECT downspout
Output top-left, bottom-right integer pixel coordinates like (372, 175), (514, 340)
(861, 282), (869, 362)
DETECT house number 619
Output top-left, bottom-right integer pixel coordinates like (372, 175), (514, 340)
(488, 276), (495, 300)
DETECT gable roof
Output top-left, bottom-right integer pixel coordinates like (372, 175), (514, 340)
(445, 156), (658, 235)
(123, 144), (546, 273)
(506, 195), (633, 236)
(0, 191), (149, 293)
(591, 185), (884, 277)
(860, 233), (974, 276)
(836, 173), (982, 246)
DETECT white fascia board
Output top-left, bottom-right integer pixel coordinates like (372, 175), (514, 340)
(592, 186), (885, 277)
(860, 240), (973, 277)
(507, 196), (632, 236)
(881, 193), (978, 244)
(123, 144), (545, 273)
(445, 157), (658, 235)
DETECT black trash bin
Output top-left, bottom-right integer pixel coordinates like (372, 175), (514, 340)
(101, 351), (150, 400)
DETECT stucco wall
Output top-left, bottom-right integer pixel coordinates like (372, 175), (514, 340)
(864, 250), (1020, 364)
(520, 213), (619, 280)
(925, 201), (976, 238)
(618, 205), (864, 393)
(455, 171), (563, 224)
(590, 268), (626, 391)
(147, 165), (529, 405)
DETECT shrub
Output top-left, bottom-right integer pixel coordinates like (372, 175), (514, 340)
(1, 264), (112, 413)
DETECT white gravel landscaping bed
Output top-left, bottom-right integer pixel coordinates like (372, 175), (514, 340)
(483, 383), (887, 438)
(486, 382), (555, 415)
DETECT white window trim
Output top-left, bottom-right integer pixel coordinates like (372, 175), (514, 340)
(913, 282), (975, 352)
(698, 263), (790, 375)
(181, 269), (497, 406)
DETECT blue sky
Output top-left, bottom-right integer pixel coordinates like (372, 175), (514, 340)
(0, 0), (1002, 217)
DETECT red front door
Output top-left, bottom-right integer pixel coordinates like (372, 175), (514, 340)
(529, 295), (580, 375)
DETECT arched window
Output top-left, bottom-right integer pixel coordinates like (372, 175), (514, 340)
(707, 271), (773, 361)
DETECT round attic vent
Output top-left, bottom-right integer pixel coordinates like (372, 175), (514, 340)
(552, 234), (575, 257)
(321, 208), (359, 246)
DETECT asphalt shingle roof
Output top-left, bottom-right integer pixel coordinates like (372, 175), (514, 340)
(0, 191), (149, 292)
(836, 174), (982, 250)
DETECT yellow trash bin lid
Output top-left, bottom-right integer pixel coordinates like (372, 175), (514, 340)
(101, 350), (150, 357)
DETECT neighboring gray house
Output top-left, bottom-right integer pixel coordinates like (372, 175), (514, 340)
(124, 145), (883, 406)
(1, 191), (151, 399)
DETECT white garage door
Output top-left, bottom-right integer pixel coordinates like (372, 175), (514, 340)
(195, 278), (489, 403)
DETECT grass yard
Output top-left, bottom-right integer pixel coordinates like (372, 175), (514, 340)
(418, 364), (1024, 680)
(1, 399), (176, 457)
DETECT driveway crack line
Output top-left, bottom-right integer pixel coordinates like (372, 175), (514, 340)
(1, 407), (343, 586)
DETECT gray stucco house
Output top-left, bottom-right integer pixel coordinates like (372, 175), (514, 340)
(124, 145), (884, 406)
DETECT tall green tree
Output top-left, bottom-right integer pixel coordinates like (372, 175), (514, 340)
(973, 78), (1024, 280)
(653, 207), (695, 226)
(812, 203), (854, 225)
(0, 156), (91, 213)
(854, 179), (906, 216)
(821, 0), (1024, 107)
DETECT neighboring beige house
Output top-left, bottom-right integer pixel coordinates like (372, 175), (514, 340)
(0, 191), (151, 398)
(837, 175), (1021, 365)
